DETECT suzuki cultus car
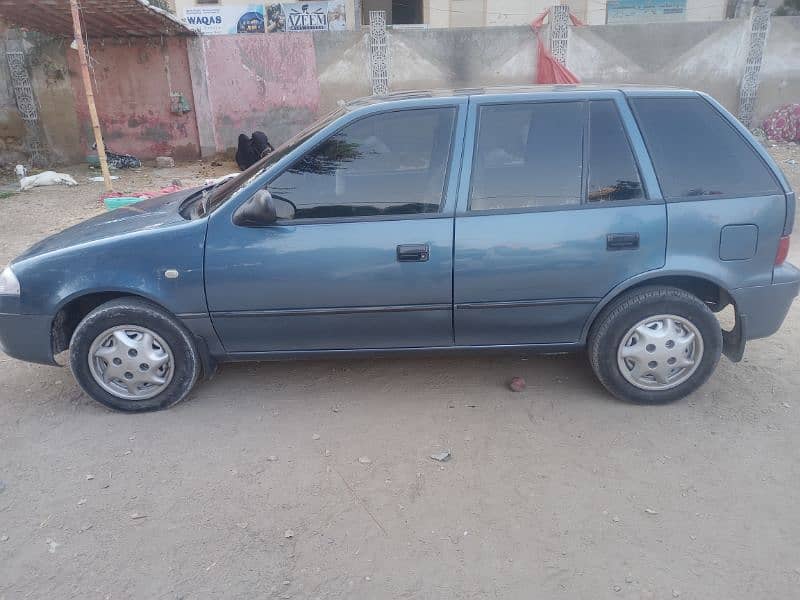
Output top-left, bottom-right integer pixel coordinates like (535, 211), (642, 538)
(1, 86), (797, 411)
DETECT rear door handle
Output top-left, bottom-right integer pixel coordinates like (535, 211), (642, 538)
(606, 232), (640, 250)
(397, 243), (430, 262)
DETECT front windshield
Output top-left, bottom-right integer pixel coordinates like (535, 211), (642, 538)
(203, 107), (346, 214)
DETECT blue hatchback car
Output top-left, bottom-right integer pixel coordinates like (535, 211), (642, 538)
(0, 86), (797, 412)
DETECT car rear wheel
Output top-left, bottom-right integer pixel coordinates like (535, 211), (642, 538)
(69, 298), (200, 412)
(588, 286), (722, 404)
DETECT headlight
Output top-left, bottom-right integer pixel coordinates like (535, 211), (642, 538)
(0, 266), (20, 296)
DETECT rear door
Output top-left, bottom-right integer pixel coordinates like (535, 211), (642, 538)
(453, 92), (666, 346)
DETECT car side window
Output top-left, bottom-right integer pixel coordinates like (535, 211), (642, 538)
(588, 100), (644, 202)
(268, 107), (456, 219)
(469, 101), (584, 211)
(630, 96), (780, 199)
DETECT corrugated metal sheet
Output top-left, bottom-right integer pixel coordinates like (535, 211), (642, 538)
(0, 0), (195, 38)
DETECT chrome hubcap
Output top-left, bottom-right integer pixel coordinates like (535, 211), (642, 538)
(617, 314), (704, 391)
(88, 326), (174, 400)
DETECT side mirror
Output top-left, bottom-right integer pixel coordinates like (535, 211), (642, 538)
(234, 189), (277, 226)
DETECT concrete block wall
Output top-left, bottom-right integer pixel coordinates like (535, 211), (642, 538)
(3, 15), (800, 164)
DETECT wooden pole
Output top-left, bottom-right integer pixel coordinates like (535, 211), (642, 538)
(69, 0), (112, 192)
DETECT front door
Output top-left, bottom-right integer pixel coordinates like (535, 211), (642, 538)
(205, 102), (465, 353)
(453, 95), (667, 345)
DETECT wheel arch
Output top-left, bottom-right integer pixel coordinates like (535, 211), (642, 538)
(581, 271), (735, 344)
(51, 290), (171, 359)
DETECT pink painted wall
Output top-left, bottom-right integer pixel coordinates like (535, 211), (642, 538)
(199, 33), (321, 151)
(68, 37), (200, 160)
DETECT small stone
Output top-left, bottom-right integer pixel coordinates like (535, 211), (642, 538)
(783, 402), (792, 408)
(324, 449), (331, 457)
(155, 156), (175, 168)
(130, 513), (146, 520)
(358, 456), (372, 465)
(86, 474), (94, 480)
(613, 585), (622, 592)
(672, 591), (681, 598)
(625, 575), (634, 584)
(612, 516), (621, 523)
(77, 498), (87, 506)
(1, 535), (8, 542)
(508, 376), (526, 392)
(124, 450), (131, 456)
(312, 433), (321, 440)
(283, 580), (291, 586)
(46, 538), (59, 553)
(430, 450), (451, 462)
(237, 522), (248, 529)
(78, 524), (93, 533)
(267, 455), (278, 462)
(284, 529), (294, 539)
(644, 508), (659, 515)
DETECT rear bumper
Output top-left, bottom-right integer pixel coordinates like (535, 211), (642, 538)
(0, 312), (57, 366)
(731, 263), (800, 341)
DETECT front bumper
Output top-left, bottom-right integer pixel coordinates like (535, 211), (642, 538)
(0, 313), (57, 366)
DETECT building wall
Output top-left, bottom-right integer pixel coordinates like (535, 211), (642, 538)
(67, 36), (200, 160)
(5, 14), (799, 163)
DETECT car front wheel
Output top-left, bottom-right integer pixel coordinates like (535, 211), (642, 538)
(588, 286), (722, 404)
(69, 298), (200, 412)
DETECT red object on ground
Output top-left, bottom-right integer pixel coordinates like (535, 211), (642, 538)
(100, 183), (183, 202)
(763, 104), (800, 142)
(530, 8), (581, 85)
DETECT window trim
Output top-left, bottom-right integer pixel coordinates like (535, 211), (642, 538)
(464, 99), (652, 215)
(627, 95), (783, 203)
(260, 105), (460, 225)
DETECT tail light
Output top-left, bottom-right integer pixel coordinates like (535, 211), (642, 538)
(775, 235), (791, 266)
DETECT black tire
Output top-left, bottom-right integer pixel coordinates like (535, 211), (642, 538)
(588, 286), (722, 404)
(69, 298), (200, 412)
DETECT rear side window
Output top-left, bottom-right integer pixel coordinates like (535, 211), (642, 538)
(630, 97), (780, 199)
(470, 102), (584, 211)
(588, 101), (644, 202)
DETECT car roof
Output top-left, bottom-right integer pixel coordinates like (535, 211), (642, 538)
(344, 84), (698, 109)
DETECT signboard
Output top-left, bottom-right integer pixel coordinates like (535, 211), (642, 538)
(266, 1), (347, 32)
(606, 0), (686, 24)
(183, 4), (265, 35)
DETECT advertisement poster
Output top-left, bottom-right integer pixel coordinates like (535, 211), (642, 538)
(606, 0), (686, 24)
(266, 1), (347, 33)
(183, 4), (266, 35)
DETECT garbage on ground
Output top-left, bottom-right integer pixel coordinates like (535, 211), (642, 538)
(92, 144), (142, 169)
(88, 175), (120, 182)
(430, 450), (451, 462)
(102, 183), (184, 211)
(155, 156), (175, 168)
(763, 104), (800, 142)
(19, 171), (78, 191)
(236, 131), (274, 170)
(508, 376), (526, 392)
(14, 164), (26, 178)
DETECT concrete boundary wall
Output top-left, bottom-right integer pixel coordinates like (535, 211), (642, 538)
(3, 16), (799, 164)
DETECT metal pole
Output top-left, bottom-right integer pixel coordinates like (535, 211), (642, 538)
(69, 0), (113, 192)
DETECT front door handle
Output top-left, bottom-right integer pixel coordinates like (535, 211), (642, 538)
(397, 243), (430, 262)
(607, 232), (640, 250)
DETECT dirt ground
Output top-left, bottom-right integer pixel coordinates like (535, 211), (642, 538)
(1, 146), (800, 600)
